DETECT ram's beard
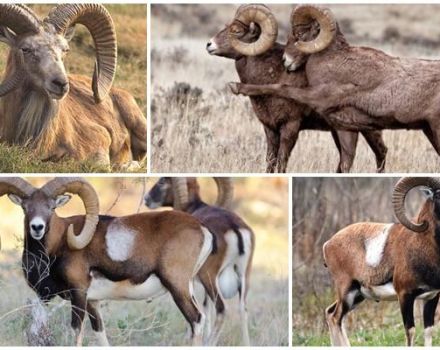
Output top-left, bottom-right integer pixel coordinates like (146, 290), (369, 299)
(14, 88), (59, 146)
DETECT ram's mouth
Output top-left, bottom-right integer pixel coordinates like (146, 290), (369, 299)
(47, 89), (68, 100)
(206, 47), (218, 55)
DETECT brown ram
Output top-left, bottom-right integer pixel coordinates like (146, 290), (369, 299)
(208, 5), (387, 173)
(229, 5), (440, 163)
(0, 4), (147, 169)
(323, 177), (440, 346)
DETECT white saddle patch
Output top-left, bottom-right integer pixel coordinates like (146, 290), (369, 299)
(105, 221), (136, 262)
(365, 224), (392, 267)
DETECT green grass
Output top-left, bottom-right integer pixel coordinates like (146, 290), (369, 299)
(292, 285), (440, 346)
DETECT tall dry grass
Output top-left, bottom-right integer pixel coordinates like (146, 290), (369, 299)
(0, 177), (288, 346)
(151, 4), (440, 173)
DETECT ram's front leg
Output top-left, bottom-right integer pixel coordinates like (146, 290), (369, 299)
(229, 82), (354, 111)
(71, 289), (88, 346)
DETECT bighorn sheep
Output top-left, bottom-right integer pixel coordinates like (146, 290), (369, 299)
(2, 177), (213, 346)
(323, 177), (440, 346)
(207, 5), (387, 173)
(0, 5), (147, 168)
(228, 5), (440, 160)
(145, 177), (254, 345)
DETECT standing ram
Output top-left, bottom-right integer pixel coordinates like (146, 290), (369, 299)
(145, 177), (254, 345)
(1, 177), (213, 346)
(0, 4), (147, 169)
(208, 4), (387, 173)
(228, 5), (440, 161)
(323, 177), (440, 346)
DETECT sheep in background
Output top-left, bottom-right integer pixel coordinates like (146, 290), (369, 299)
(145, 177), (254, 345)
(0, 4), (146, 169)
(323, 177), (440, 346)
(210, 4), (387, 172)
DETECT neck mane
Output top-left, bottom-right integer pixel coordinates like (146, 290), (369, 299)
(0, 52), (60, 150)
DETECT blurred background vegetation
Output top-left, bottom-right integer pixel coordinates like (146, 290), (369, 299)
(152, 4), (440, 173)
(292, 177), (437, 346)
(0, 177), (288, 346)
(0, 5), (147, 173)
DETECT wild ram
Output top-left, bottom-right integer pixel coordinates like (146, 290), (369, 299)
(208, 4), (387, 173)
(145, 177), (254, 345)
(1, 177), (213, 346)
(0, 4), (147, 168)
(228, 5), (440, 160)
(323, 177), (440, 346)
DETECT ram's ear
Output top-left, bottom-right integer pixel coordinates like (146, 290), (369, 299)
(8, 194), (23, 206)
(0, 26), (17, 46)
(55, 194), (71, 208)
(420, 187), (434, 200)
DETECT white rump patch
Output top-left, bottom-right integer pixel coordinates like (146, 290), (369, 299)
(105, 221), (136, 262)
(365, 224), (392, 267)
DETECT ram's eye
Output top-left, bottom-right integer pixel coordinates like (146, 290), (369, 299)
(21, 47), (32, 54)
(62, 47), (70, 53)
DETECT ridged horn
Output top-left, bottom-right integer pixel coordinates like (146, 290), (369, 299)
(229, 4), (278, 56)
(214, 178), (234, 209)
(392, 177), (440, 232)
(290, 5), (336, 54)
(42, 177), (99, 250)
(44, 4), (117, 103)
(171, 178), (189, 210)
(0, 4), (40, 96)
(0, 177), (35, 250)
(0, 177), (35, 198)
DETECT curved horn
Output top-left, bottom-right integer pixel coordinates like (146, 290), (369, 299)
(44, 4), (117, 103)
(42, 177), (99, 250)
(392, 177), (440, 232)
(291, 5), (336, 54)
(0, 5), (40, 96)
(214, 178), (234, 209)
(0, 177), (35, 250)
(171, 178), (189, 210)
(0, 177), (35, 198)
(229, 4), (278, 56)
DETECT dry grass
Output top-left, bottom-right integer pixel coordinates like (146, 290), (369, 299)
(0, 5), (147, 173)
(151, 4), (440, 173)
(0, 177), (288, 346)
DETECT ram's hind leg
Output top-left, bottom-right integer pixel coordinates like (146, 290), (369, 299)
(198, 270), (226, 345)
(161, 275), (205, 345)
(362, 131), (387, 173)
(326, 280), (364, 346)
(331, 130), (357, 173)
(423, 294), (439, 346)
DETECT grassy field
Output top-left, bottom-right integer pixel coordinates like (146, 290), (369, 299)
(292, 177), (440, 346)
(151, 4), (440, 173)
(0, 177), (288, 346)
(0, 5), (147, 173)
